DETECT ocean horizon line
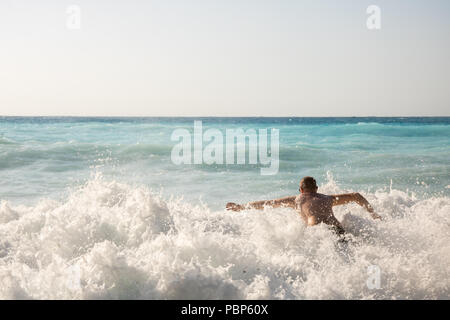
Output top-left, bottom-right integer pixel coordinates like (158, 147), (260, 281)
(1, 115), (450, 119)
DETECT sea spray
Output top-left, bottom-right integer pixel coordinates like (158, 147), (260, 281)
(0, 175), (449, 299)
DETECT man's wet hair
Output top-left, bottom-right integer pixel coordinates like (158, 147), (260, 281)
(300, 176), (318, 192)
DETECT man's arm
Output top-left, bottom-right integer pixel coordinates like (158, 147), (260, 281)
(331, 193), (382, 220)
(226, 196), (296, 212)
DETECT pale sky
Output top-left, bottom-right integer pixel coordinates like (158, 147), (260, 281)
(1, 0), (449, 116)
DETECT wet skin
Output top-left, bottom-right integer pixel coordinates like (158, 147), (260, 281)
(226, 187), (381, 234)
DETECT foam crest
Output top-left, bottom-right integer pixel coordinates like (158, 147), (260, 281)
(0, 176), (449, 299)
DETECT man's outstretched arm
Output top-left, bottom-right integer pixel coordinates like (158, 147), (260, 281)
(331, 193), (382, 220)
(226, 196), (296, 212)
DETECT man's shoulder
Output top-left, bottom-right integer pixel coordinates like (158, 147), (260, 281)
(316, 193), (334, 201)
(294, 194), (303, 204)
(299, 193), (333, 201)
(299, 192), (329, 197)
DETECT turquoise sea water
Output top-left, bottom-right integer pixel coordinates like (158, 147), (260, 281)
(1, 117), (449, 206)
(0, 117), (449, 299)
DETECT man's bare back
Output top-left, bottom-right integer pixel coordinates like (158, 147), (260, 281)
(295, 192), (346, 234)
(226, 176), (381, 235)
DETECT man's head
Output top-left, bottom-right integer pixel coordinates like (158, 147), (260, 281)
(299, 176), (318, 193)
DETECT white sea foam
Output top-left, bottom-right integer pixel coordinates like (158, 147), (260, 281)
(0, 175), (449, 299)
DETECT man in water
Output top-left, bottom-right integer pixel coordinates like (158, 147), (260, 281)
(226, 176), (381, 235)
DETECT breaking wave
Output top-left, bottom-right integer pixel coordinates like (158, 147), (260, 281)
(0, 175), (449, 299)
